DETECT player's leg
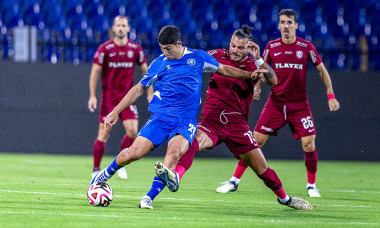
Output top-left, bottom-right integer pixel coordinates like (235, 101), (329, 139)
(91, 136), (154, 185)
(288, 102), (320, 197)
(117, 119), (138, 179)
(239, 149), (312, 210)
(216, 132), (270, 193)
(301, 135), (320, 197)
(92, 122), (112, 178)
(140, 129), (214, 209)
(120, 105), (139, 150)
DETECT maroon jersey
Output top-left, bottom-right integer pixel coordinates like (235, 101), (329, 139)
(263, 37), (322, 103)
(93, 40), (146, 99)
(205, 49), (259, 120)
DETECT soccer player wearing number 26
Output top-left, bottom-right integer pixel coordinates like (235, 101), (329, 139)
(217, 9), (340, 198)
(90, 25), (262, 198)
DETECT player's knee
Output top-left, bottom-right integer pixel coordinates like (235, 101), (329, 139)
(253, 131), (268, 147)
(302, 141), (315, 152)
(166, 149), (181, 161)
(126, 130), (138, 139)
(118, 147), (142, 164)
(97, 136), (109, 142)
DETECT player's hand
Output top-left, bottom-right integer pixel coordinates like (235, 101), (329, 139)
(88, 97), (97, 112)
(251, 69), (268, 80)
(246, 41), (261, 60)
(253, 84), (262, 100)
(328, 99), (340, 111)
(104, 111), (118, 130)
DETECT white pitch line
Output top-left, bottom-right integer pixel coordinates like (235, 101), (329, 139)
(1, 189), (375, 209)
(330, 190), (380, 194)
(0, 211), (378, 226)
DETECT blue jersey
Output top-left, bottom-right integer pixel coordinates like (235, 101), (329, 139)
(140, 47), (219, 119)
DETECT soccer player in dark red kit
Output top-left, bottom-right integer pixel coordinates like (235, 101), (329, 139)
(139, 25), (313, 210)
(88, 16), (152, 179)
(217, 9), (340, 197)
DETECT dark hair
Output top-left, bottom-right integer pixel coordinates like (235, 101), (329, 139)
(113, 15), (129, 25)
(279, 9), (298, 23)
(233, 25), (254, 41)
(158, 25), (181, 45)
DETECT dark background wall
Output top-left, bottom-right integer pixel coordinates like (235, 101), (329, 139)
(1, 61), (379, 161)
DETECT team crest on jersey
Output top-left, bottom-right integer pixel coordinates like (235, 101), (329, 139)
(128, 51), (134, 58)
(187, 58), (196, 66)
(296, 50), (303, 59)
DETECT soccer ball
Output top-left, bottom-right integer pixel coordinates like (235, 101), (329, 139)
(87, 182), (113, 207)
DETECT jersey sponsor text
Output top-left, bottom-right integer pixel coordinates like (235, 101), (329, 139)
(274, 63), (303, 69)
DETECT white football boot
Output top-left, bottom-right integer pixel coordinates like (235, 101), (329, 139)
(278, 196), (313, 210)
(139, 195), (153, 209)
(216, 181), (238, 193)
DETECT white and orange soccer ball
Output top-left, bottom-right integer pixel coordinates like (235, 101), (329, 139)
(87, 182), (113, 207)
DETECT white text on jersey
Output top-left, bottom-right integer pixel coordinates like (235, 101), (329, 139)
(274, 63), (303, 69)
(108, 62), (133, 68)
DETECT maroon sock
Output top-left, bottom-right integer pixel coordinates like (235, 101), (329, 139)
(258, 168), (283, 193)
(120, 134), (134, 151)
(233, 160), (248, 179)
(177, 137), (199, 172)
(93, 140), (105, 170)
(305, 149), (318, 184)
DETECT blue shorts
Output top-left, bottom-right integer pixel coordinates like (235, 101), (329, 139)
(137, 113), (198, 150)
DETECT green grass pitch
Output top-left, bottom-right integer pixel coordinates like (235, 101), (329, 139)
(0, 153), (379, 227)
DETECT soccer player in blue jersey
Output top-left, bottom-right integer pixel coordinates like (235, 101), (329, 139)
(90, 26), (267, 195)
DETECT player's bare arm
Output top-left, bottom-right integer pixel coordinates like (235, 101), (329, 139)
(104, 83), (146, 129)
(88, 63), (102, 112)
(216, 64), (267, 80)
(246, 41), (277, 86)
(316, 63), (340, 111)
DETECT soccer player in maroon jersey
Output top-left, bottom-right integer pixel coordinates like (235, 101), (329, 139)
(217, 9), (340, 197)
(139, 25), (313, 210)
(88, 16), (152, 179)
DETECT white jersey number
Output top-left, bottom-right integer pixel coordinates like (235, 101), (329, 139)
(301, 116), (314, 129)
(244, 131), (258, 146)
(188, 123), (196, 138)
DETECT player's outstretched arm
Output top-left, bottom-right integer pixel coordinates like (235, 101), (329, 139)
(104, 83), (146, 129)
(216, 64), (267, 80)
(316, 63), (340, 111)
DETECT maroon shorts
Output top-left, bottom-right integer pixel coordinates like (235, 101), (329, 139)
(99, 91), (138, 123)
(197, 108), (260, 159)
(254, 99), (316, 140)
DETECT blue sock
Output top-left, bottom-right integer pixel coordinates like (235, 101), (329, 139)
(146, 176), (165, 200)
(106, 157), (122, 176)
